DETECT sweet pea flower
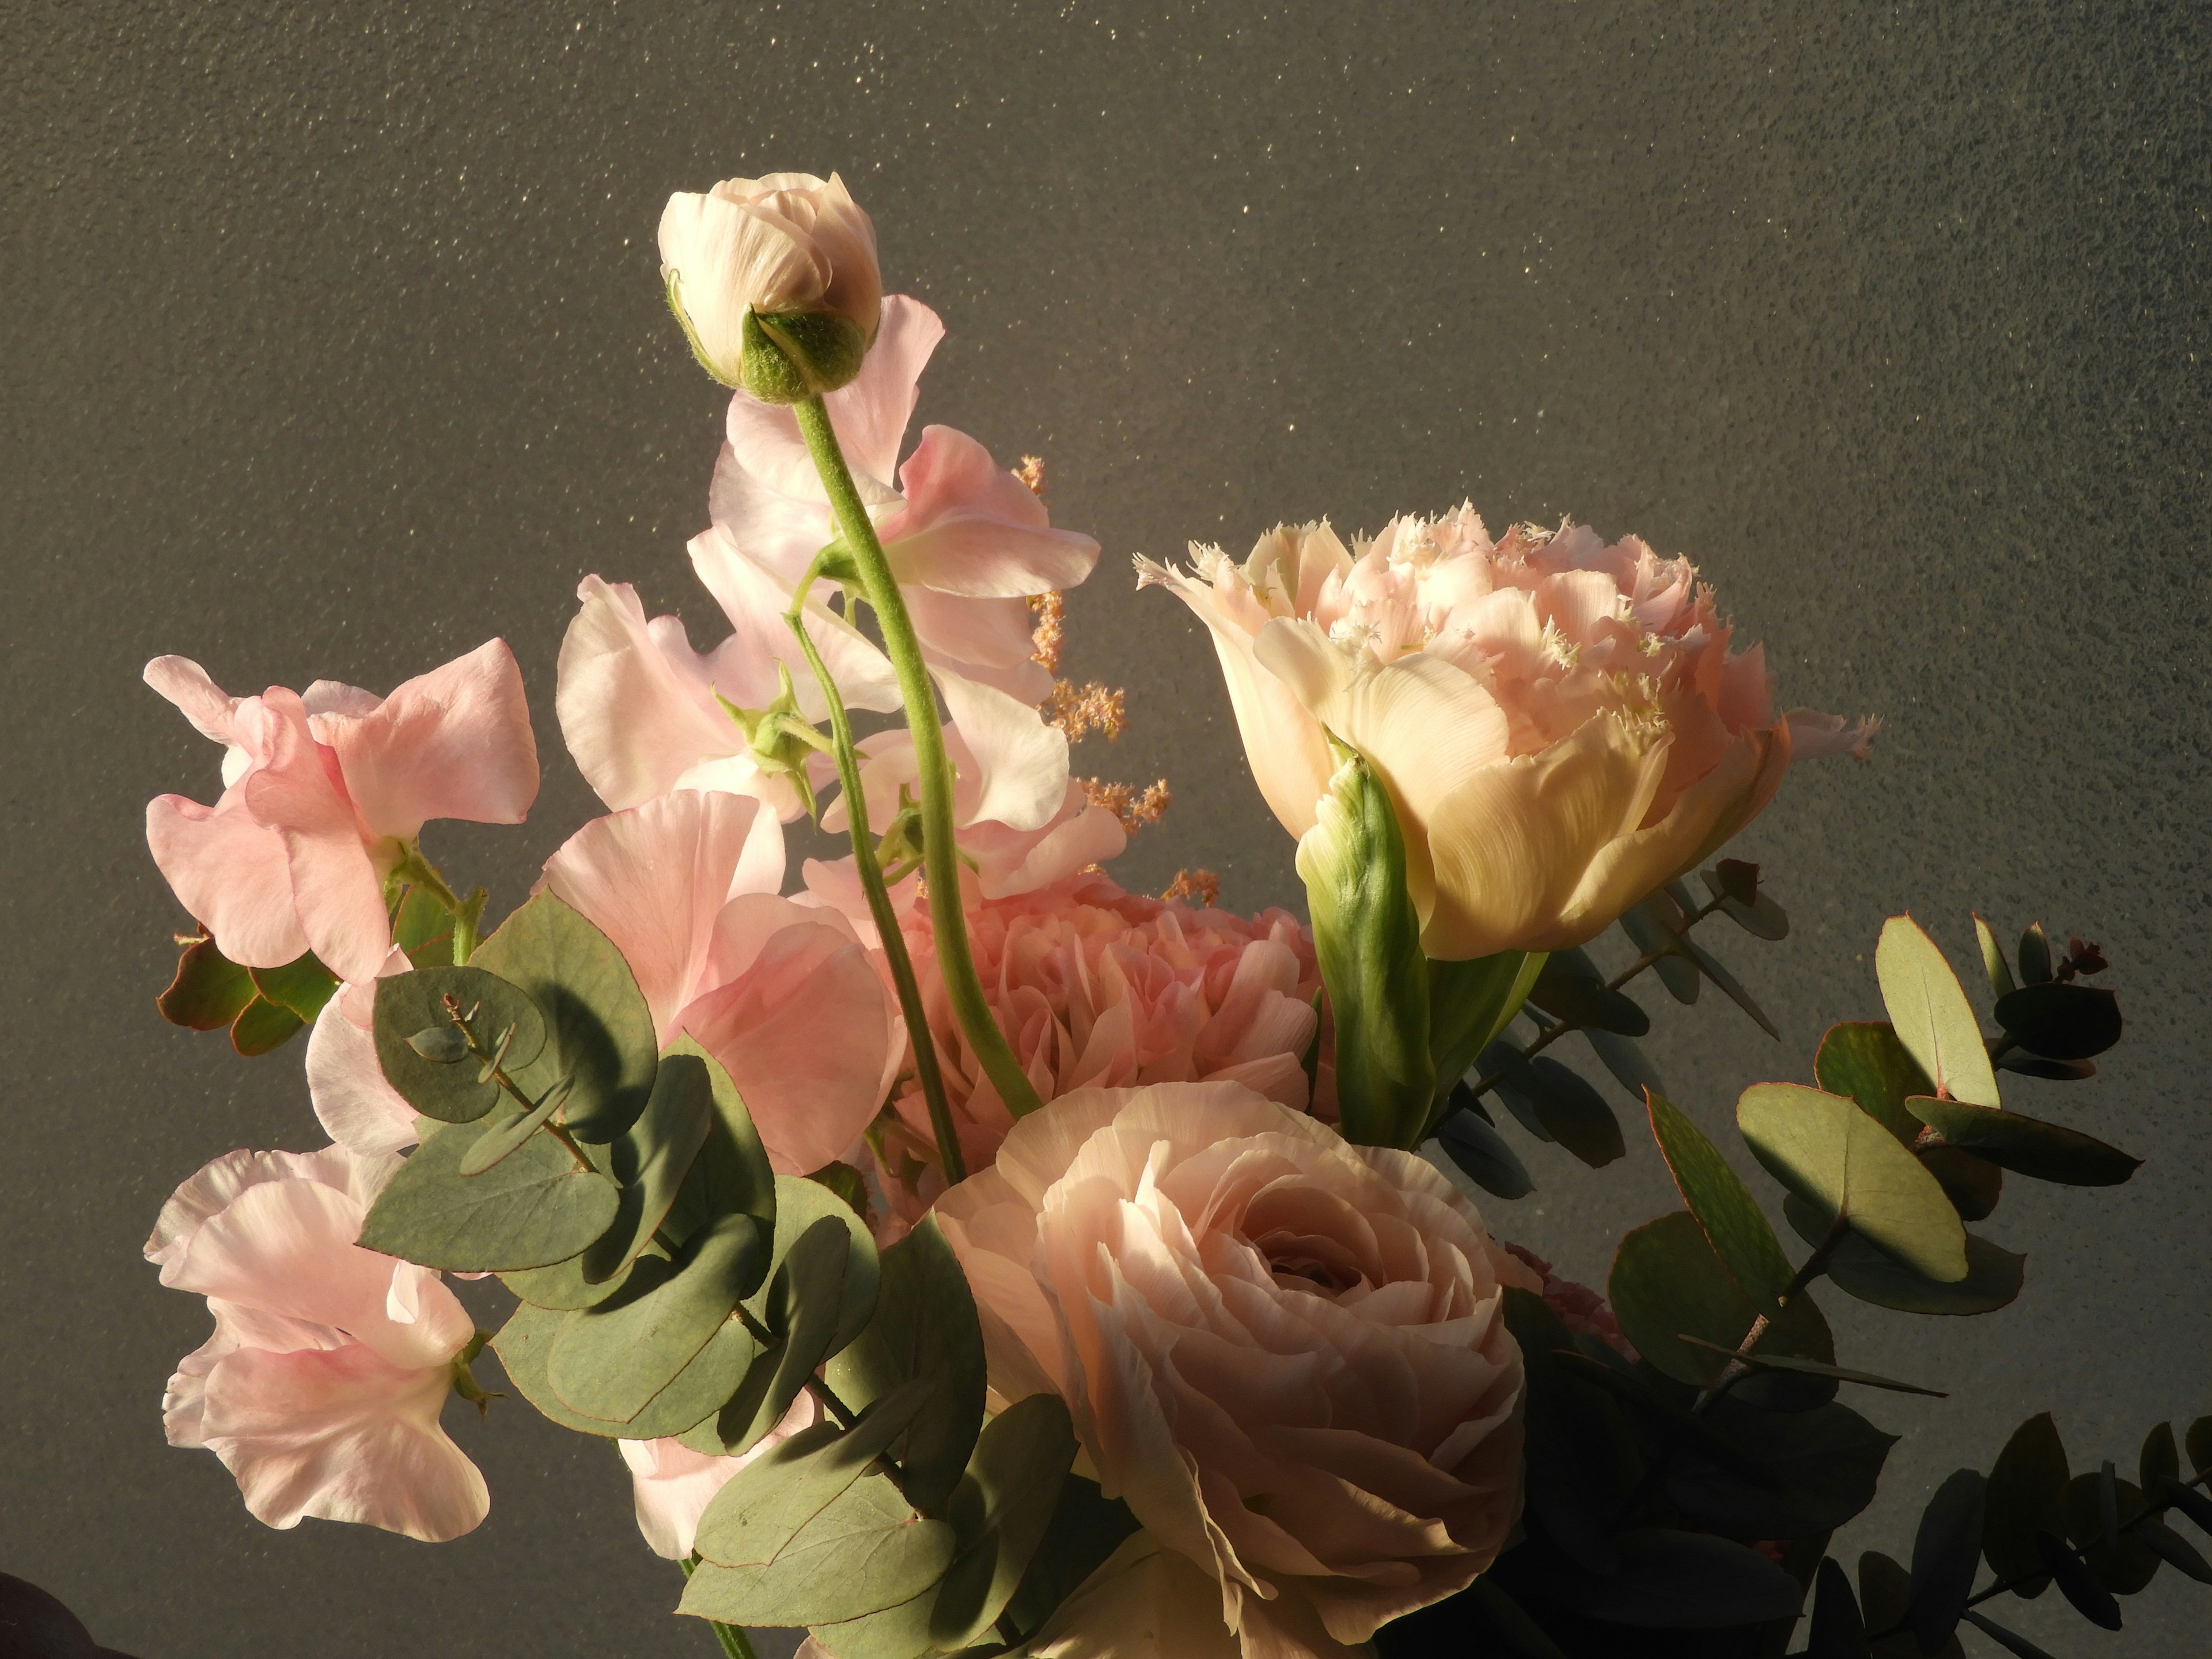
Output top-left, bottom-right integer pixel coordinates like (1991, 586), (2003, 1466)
(305, 953), (419, 1157)
(143, 643), (539, 984)
(618, 1391), (823, 1559)
(659, 172), (881, 389)
(555, 558), (896, 821)
(709, 294), (1100, 702)
(146, 1144), (487, 1543)
(1143, 512), (1873, 961)
(935, 1083), (1532, 1658)
(537, 789), (893, 1175)
(868, 873), (1322, 1215)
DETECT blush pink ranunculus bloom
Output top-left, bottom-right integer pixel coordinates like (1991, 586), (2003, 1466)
(1143, 511), (1874, 961)
(618, 1391), (823, 1560)
(537, 789), (893, 1175)
(709, 293), (1100, 702)
(935, 1082), (1533, 1659)
(145, 1143), (488, 1543)
(867, 874), (1323, 1217)
(143, 643), (539, 984)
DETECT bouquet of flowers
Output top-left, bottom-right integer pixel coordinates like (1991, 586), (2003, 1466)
(130, 171), (2210, 1658)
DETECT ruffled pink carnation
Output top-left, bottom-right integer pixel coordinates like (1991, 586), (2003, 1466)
(873, 873), (1325, 1215)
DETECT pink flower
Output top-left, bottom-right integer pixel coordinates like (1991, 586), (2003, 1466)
(1143, 513), (1874, 960)
(1499, 1241), (1637, 1361)
(618, 1391), (823, 1559)
(868, 874), (1323, 1215)
(555, 555), (898, 820)
(305, 953), (419, 1157)
(538, 790), (893, 1175)
(146, 1144), (487, 1543)
(709, 294), (1099, 701)
(935, 1083), (1533, 1658)
(143, 643), (539, 983)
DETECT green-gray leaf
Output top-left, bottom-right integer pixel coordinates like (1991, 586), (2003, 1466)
(457, 1077), (574, 1175)
(1737, 1082), (1967, 1282)
(824, 1218), (987, 1516)
(1674, 1335), (1945, 1398)
(677, 1476), (956, 1627)
(932, 1393), (1079, 1647)
(1782, 1192), (2022, 1316)
(548, 1210), (767, 1422)
(1907, 1096), (2141, 1188)
(373, 966), (547, 1124)
(1606, 1210), (1832, 1389)
(357, 1118), (616, 1271)
(659, 1035), (777, 1251)
(470, 893), (657, 1142)
(1875, 916), (2000, 1108)
(694, 1378), (936, 1566)
(580, 1051), (715, 1282)
(490, 1295), (760, 1439)
(1814, 1021), (1932, 1146)
(1983, 1413), (2069, 1593)
(1645, 1090), (1795, 1307)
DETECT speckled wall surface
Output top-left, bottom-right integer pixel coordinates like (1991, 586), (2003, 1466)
(3, 3), (2206, 1654)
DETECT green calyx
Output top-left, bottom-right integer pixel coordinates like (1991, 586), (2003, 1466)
(719, 662), (830, 819)
(742, 310), (870, 403)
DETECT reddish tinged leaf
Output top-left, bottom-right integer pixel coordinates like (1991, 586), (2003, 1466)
(157, 936), (254, 1031)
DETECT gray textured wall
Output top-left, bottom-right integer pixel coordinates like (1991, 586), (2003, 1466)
(3, 3), (2206, 1655)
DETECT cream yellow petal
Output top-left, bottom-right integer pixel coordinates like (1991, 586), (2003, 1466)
(1411, 711), (1672, 960)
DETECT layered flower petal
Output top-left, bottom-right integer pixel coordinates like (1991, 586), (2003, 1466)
(937, 1084), (1528, 1658)
(319, 639), (538, 840)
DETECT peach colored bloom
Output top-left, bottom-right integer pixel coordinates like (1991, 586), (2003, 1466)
(935, 1083), (1532, 1658)
(143, 643), (539, 983)
(658, 172), (881, 384)
(619, 1391), (823, 1559)
(866, 874), (1323, 1214)
(146, 1145), (487, 1543)
(1143, 512), (1872, 960)
(539, 790), (893, 1175)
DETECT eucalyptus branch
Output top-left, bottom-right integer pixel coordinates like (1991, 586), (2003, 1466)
(1861, 1467), (2212, 1646)
(441, 995), (593, 1175)
(782, 588), (967, 1187)
(791, 394), (1044, 1122)
(1463, 895), (1728, 1101)
(1692, 1214), (1851, 1414)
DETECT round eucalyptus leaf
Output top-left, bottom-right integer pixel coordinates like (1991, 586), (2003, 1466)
(1876, 916), (2001, 1108)
(373, 967), (546, 1124)
(1993, 982), (2123, 1060)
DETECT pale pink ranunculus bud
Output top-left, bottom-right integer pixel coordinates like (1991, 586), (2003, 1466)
(935, 1082), (1535, 1657)
(145, 1143), (487, 1543)
(618, 1390), (821, 1559)
(1143, 512), (1875, 961)
(537, 789), (895, 1175)
(861, 873), (1323, 1216)
(658, 172), (881, 391)
(142, 642), (539, 983)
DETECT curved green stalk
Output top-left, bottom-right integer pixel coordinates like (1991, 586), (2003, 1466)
(783, 599), (967, 1184)
(791, 396), (1044, 1122)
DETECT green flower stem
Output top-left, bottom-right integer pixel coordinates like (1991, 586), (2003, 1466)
(792, 394), (1043, 1123)
(677, 1557), (759, 1659)
(781, 600), (965, 1187)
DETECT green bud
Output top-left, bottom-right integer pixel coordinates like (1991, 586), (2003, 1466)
(742, 310), (871, 404)
(1297, 748), (1434, 1149)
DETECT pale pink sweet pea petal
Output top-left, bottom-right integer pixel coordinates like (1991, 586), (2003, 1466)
(539, 790), (786, 1041)
(882, 425), (1101, 598)
(306, 987), (419, 1157)
(321, 639), (538, 839)
(241, 688), (395, 984)
(194, 1340), (488, 1542)
(681, 915), (891, 1175)
(687, 525), (903, 715)
(937, 671), (1070, 834)
(619, 1391), (821, 1559)
(556, 577), (762, 812)
(145, 782), (308, 969)
(145, 655), (247, 765)
(148, 1142), (486, 1544)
